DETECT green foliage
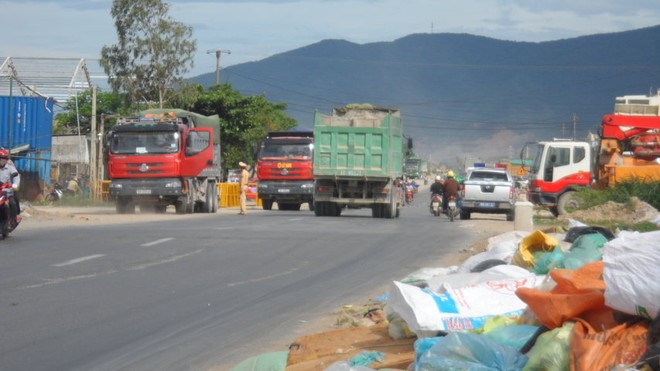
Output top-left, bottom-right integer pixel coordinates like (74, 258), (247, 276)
(575, 179), (660, 211)
(187, 84), (297, 170)
(100, 0), (196, 109)
(53, 90), (128, 134)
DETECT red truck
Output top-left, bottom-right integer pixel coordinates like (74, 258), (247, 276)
(526, 93), (660, 216)
(106, 109), (222, 214)
(256, 131), (314, 211)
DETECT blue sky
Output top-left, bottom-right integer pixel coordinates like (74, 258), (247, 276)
(2, 0), (659, 79)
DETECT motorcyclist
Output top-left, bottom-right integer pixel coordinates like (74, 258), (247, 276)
(0, 149), (21, 226)
(442, 170), (460, 213)
(429, 175), (443, 195)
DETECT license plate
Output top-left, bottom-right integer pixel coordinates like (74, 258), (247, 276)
(479, 202), (496, 208)
(432, 202), (439, 207)
(448, 201), (456, 208)
(278, 188), (290, 193)
(136, 189), (152, 195)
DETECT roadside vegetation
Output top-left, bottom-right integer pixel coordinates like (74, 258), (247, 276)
(534, 179), (659, 232)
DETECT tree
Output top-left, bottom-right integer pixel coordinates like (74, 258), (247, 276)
(100, 0), (196, 109)
(54, 90), (127, 134)
(183, 84), (298, 170)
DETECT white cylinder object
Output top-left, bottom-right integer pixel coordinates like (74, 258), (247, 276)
(514, 201), (534, 231)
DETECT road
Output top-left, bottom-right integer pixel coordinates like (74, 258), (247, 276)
(0, 190), (511, 370)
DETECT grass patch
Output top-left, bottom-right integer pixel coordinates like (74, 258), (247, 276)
(575, 179), (660, 210)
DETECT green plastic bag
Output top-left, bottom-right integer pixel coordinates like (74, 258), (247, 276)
(523, 322), (574, 371)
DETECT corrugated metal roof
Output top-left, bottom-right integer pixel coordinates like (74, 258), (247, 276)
(0, 57), (102, 104)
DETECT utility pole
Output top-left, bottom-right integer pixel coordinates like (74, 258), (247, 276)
(206, 49), (231, 85)
(572, 113), (577, 140)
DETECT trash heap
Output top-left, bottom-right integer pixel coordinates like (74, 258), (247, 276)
(233, 222), (659, 371)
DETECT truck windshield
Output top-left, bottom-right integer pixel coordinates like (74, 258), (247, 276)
(258, 143), (312, 161)
(529, 144), (544, 176)
(110, 132), (179, 154)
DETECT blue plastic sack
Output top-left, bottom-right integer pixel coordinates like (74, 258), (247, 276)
(482, 325), (540, 350)
(416, 332), (528, 371)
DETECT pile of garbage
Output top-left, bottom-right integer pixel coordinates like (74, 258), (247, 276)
(232, 222), (659, 370)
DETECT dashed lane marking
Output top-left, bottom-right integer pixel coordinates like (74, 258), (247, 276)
(52, 254), (105, 267)
(141, 237), (175, 247)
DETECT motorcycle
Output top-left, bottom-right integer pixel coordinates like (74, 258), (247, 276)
(0, 183), (19, 238)
(430, 193), (442, 216)
(447, 195), (460, 222)
(45, 182), (65, 202)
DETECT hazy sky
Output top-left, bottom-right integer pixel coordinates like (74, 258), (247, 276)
(2, 0), (659, 78)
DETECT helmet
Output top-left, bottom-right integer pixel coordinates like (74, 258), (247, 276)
(447, 170), (455, 177)
(0, 149), (8, 159)
(435, 175), (441, 181)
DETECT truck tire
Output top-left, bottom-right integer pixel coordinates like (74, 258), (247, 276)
(202, 183), (215, 213)
(557, 191), (581, 216)
(175, 198), (187, 214)
(332, 203), (342, 217)
(212, 186), (219, 213)
(308, 201), (314, 211)
(314, 201), (326, 216)
(371, 204), (382, 218)
(506, 211), (514, 221)
(262, 199), (273, 210)
(116, 197), (135, 214)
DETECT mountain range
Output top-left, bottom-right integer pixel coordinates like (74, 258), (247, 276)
(189, 25), (660, 164)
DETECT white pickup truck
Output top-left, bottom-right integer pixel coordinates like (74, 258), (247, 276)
(460, 167), (515, 221)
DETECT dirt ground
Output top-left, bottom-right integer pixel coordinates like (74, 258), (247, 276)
(558, 196), (658, 225)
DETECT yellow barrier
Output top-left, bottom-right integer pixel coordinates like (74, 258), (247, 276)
(218, 182), (261, 208)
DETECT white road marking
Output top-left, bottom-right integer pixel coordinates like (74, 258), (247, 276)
(53, 254), (105, 267)
(227, 261), (309, 287)
(287, 218), (303, 222)
(141, 237), (174, 247)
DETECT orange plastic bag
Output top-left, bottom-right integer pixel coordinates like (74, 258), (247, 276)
(570, 319), (648, 371)
(516, 262), (605, 329)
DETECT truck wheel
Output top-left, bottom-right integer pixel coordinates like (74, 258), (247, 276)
(314, 202), (324, 216)
(332, 203), (342, 217)
(203, 183), (215, 213)
(460, 210), (470, 220)
(116, 197), (135, 214)
(175, 197), (187, 214)
(155, 205), (167, 213)
(308, 201), (314, 211)
(558, 191), (581, 216)
(262, 200), (273, 210)
(212, 186), (219, 213)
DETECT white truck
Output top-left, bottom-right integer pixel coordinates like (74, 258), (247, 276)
(460, 167), (516, 221)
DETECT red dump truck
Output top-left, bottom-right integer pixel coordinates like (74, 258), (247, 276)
(256, 131), (314, 211)
(106, 109), (222, 214)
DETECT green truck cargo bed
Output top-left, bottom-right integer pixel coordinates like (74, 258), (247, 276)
(313, 106), (404, 179)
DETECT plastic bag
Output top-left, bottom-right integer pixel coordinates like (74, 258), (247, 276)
(416, 332), (528, 370)
(458, 231), (528, 273)
(231, 351), (288, 371)
(523, 322), (574, 371)
(390, 276), (545, 336)
(559, 233), (607, 270)
(571, 319), (648, 371)
(511, 230), (558, 270)
(532, 246), (565, 275)
(516, 261), (605, 329)
(482, 324), (540, 350)
(602, 230), (660, 319)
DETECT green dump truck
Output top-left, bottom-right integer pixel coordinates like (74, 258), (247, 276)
(313, 104), (404, 218)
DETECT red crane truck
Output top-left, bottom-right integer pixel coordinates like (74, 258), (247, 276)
(106, 109), (222, 214)
(256, 131), (314, 211)
(526, 93), (660, 216)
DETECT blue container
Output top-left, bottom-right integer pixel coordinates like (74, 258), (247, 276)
(0, 96), (54, 183)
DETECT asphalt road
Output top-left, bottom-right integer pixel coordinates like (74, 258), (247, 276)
(0, 191), (508, 370)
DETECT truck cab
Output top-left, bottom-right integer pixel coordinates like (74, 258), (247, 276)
(256, 131), (314, 211)
(526, 140), (593, 215)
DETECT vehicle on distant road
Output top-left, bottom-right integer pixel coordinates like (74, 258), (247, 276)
(460, 167), (515, 221)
